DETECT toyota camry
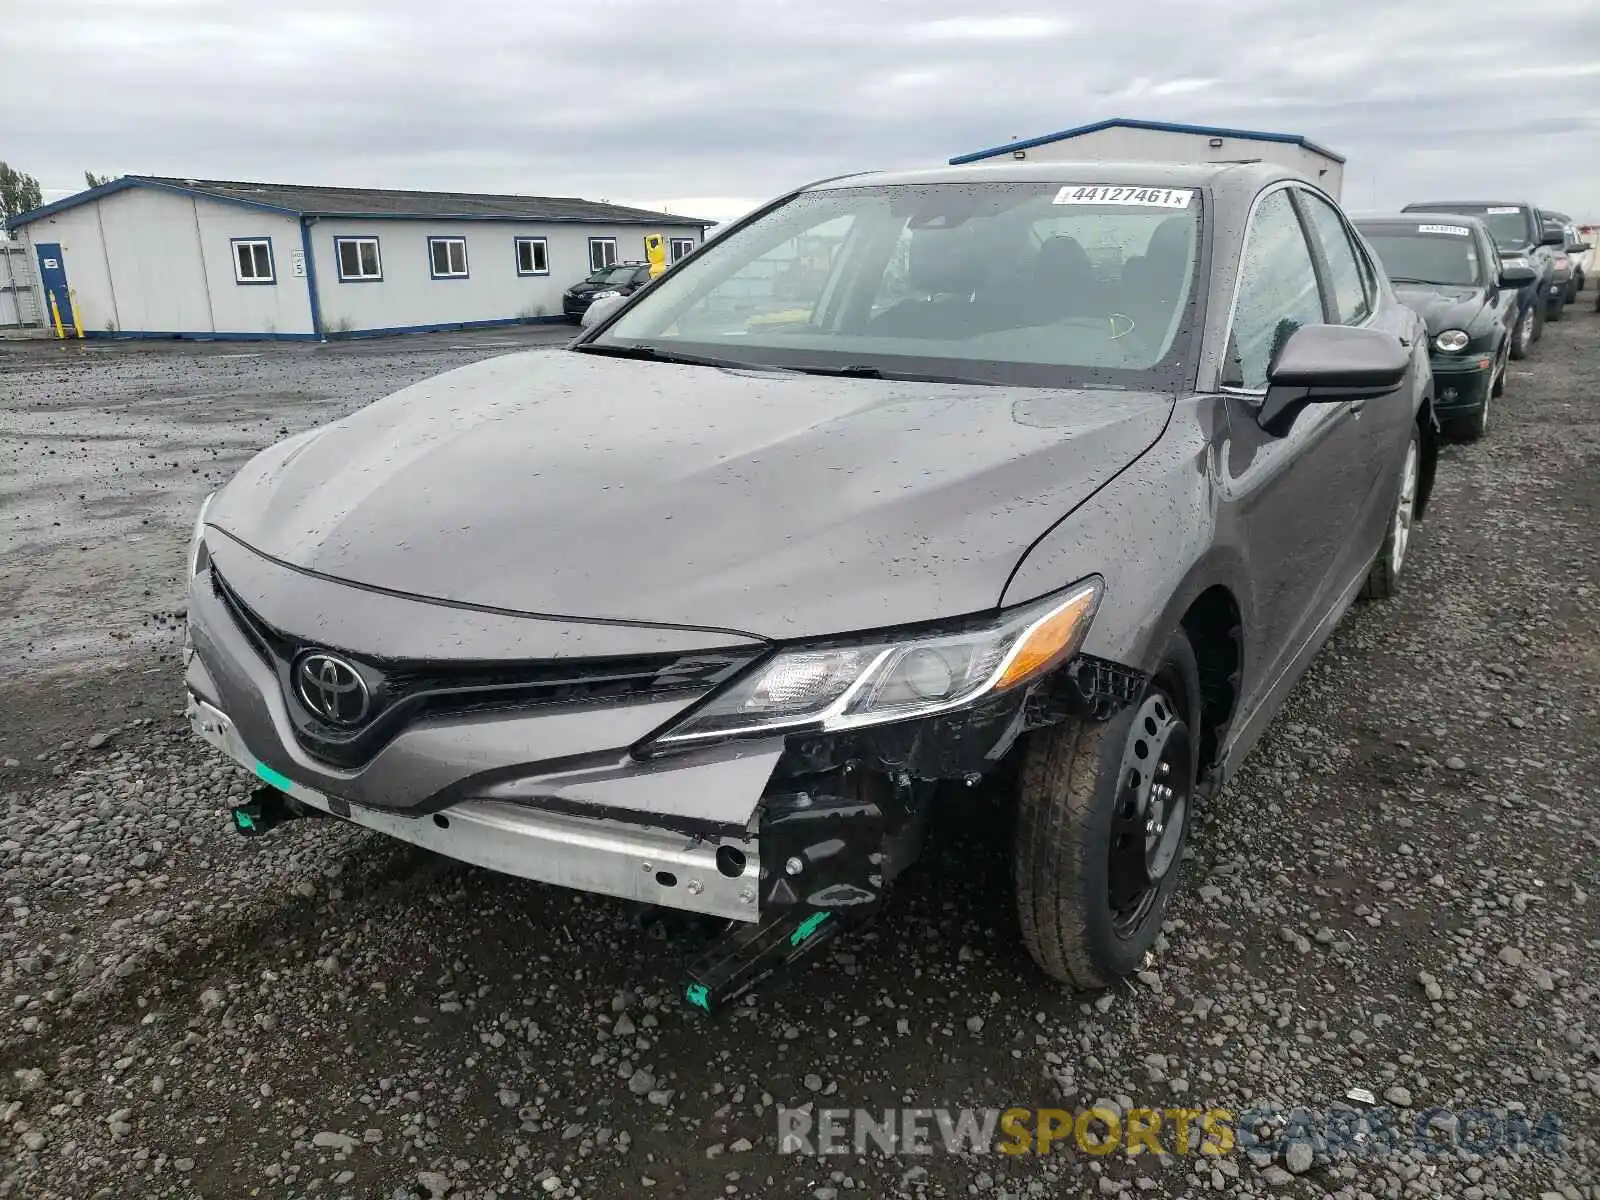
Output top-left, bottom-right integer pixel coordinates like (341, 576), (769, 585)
(184, 161), (1436, 1007)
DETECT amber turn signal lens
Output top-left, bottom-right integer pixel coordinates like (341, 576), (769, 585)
(993, 582), (1101, 691)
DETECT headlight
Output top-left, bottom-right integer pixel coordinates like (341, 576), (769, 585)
(591, 289), (620, 300)
(1434, 329), (1470, 353)
(1501, 255), (1531, 271)
(187, 492), (214, 580)
(646, 580), (1102, 749)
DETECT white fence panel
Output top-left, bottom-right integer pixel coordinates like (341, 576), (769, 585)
(0, 243), (43, 328)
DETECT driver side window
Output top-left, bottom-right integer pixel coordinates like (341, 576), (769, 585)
(1225, 189), (1325, 391)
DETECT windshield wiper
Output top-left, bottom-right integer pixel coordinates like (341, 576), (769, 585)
(572, 342), (793, 374)
(1386, 276), (1454, 287)
(790, 363), (884, 378)
(787, 363), (994, 385)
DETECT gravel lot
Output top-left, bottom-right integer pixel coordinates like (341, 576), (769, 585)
(0, 314), (1595, 1200)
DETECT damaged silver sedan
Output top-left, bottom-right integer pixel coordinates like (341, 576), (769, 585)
(184, 160), (1435, 1007)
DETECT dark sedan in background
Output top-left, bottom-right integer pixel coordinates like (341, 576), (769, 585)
(561, 261), (654, 322)
(185, 161), (1435, 1006)
(1402, 200), (1566, 337)
(1356, 214), (1536, 441)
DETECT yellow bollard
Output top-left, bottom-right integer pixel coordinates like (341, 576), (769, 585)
(48, 292), (64, 340)
(69, 289), (83, 338)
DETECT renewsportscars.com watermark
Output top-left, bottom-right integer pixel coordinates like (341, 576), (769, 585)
(777, 1104), (1565, 1160)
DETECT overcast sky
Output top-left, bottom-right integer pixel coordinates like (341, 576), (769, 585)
(4, 0), (1598, 224)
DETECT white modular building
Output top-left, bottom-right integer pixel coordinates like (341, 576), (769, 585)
(950, 117), (1346, 198)
(3, 176), (711, 340)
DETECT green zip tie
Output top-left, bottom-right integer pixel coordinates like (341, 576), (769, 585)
(790, 911), (831, 946)
(253, 761), (293, 793)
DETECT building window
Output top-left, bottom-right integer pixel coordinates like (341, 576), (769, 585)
(588, 238), (618, 272)
(429, 236), (469, 279)
(669, 237), (696, 263)
(232, 238), (275, 284)
(515, 237), (549, 276)
(335, 236), (382, 282)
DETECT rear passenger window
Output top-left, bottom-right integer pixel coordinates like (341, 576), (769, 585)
(1300, 193), (1372, 325)
(1225, 189), (1325, 391)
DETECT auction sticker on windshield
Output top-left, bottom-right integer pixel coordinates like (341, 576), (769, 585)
(1486, 206), (1521, 214)
(1417, 224), (1470, 236)
(1053, 186), (1193, 208)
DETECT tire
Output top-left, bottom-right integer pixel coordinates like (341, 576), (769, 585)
(1509, 304), (1534, 360)
(1530, 301), (1546, 344)
(1491, 341), (1507, 399)
(1548, 297), (1564, 323)
(1361, 424), (1421, 600)
(1014, 633), (1201, 990)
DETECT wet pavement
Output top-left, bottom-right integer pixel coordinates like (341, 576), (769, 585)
(0, 324), (574, 673)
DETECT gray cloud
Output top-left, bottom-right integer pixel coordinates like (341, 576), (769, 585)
(4, 0), (1597, 223)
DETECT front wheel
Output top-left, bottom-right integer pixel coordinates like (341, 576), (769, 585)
(1509, 305), (1535, 360)
(1447, 396), (1489, 442)
(1013, 633), (1201, 990)
(1361, 425), (1421, 600)
(1548, 296), (1564, 323)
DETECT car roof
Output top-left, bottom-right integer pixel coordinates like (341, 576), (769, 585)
(1355, 212), (1490, 229)
(1402, 200), (1532, 210)
(804, 159), (1312, 198)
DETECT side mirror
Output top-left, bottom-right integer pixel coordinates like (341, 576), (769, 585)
(1257, 324), (1408, 436)
(1498, 264), (1537, 287)
(580, 293), (629, 329)
(1569, 242), (1592, 255)
(1540, 225), (1566, 247)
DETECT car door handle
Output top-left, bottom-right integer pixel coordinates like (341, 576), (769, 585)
(1348, 399), (1367, 417)
(1398, 335), (1412, 347)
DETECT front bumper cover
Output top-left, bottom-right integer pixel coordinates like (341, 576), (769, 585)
(1429, 355), (1492, 412)
(189, 692), (763, 921)
(185, 534), (1150, 924)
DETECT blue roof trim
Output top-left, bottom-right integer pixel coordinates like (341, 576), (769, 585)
(5, 178), (141, 229)
(4, 177), (711, 232)
(302, 212), (708, 226)
(949, 117), (1347, 166)
(5, 176), (303, 230)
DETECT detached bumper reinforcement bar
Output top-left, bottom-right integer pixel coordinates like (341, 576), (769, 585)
(186, 694), (760, 922)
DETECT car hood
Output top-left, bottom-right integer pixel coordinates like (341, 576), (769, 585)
(1393, 286), (1486, 335)
(207, 350), (1172, 640)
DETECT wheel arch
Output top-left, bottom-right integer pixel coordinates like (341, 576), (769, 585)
(1175, 584), (1243, 790)
(1130, 555), (1249, 792)
(1415, 392), (1439, 520)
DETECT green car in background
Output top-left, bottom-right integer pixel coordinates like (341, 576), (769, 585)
(1356, 214), (1537, 441)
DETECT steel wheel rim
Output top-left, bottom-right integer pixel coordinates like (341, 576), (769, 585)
(1391, 439), (1419, 575)
(1107, 690), (1192, 936)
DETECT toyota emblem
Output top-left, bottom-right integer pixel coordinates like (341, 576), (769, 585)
(295, 653), (370, 726)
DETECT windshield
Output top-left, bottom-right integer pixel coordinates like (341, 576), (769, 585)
(602, 265), (641, 285)
(1362, 226), (1481, 287)
(590, 181), (1204, 388)
(1408, 204), (1529, 250)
